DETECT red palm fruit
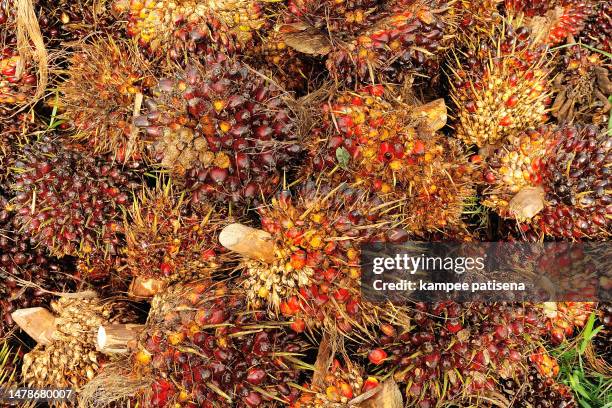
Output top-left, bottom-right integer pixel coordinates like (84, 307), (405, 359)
(305, 87), (475, 236)
(504, 0), (594, 46)
(449, 19), (551, 147)
(529, 347), (560, 378)
(499, 365), (577, 407)
(113, 0), (271, 58)
(132, 283), (304, 407)
(578, 1), (611, 53)
(57, 40), (154, 161)
(536, 124), (610, 239)
(291, 357), (370, 408)
(361, 302), (548, 405)
(122, 179), (231, 284)
(10, 136), (144, 258)
(551, 44), (612, 126)
(541, 302), (595, 345)
(367, 349), (387, 365)
(134, 52), (302, 205)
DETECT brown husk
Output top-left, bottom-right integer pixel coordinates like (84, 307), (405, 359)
(77, 361), (149, 408)
(15, 0), (48, 101)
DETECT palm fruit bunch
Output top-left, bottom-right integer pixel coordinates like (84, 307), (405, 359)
(241, 181), (383, 334)
(483, 124), (610, 239)
(306, 86), (475, 235)
(21, 295), (135, 389)
(112, 0), (269, 59)
(122, 180), (229, 285)
(134, 52), (302, 205)
(1, 192), (76, 335)
(578, 0), (611, 53)
(0, 2), (37, 113)
(498, 365), (577, 408)
(551, 44), (612, 125)
(291, 357), (378, 407)
(131, 282), (304, 407)
(276, 0), (454, 84)
(535, 124), (610, 239)
(482, 126), (555, 219)
(9, 136), (144, 260)
(360, 302), (547, 406)
(503, 0), (594, 46)
(540, 302), (595, 345)
(449, 19), (551, 147)
(58, 40), (154, 162)
(36, 0), (117, 43)
(331, 0), (454, 83)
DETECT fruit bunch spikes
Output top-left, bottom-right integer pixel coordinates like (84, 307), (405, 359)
(58, 39), (153, 162)
(122, 178), (230, 286)
(448, 17), (552, 147)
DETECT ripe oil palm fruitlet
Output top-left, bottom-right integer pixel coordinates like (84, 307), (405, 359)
(1, 0), (610, 407)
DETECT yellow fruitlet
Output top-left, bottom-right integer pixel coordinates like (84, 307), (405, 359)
(135, 350), (152, 365)
(258, 286), (269, 298)
(168, 332), (185, 345)
(213, 100), (226, 111)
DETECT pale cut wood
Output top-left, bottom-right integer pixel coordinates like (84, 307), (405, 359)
(128, 277), (166, 298)
(97, 324), (145, 354)
(219, 223), (276, 263)
(11, 307), (56, 345)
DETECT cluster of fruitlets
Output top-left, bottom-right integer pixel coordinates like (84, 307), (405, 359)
(499, 366), (577, 408)
(291, 358), (376, 407)
(132, 283), (304, 407)
(242, 181), (380, 333)
(306, 86), (476, 235)
(0, 0), (610, 407)
(449, 20), (551, 147)
(135, 52), (302, 204)
(483, 124), (610, 239)
(361, 302), (551, 405)
(10, 137), (144, 258)
(122, 181), (228, 284)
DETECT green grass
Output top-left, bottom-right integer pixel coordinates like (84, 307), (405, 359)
(552, 313), (612, 408)
(0, 341), (18, 386)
